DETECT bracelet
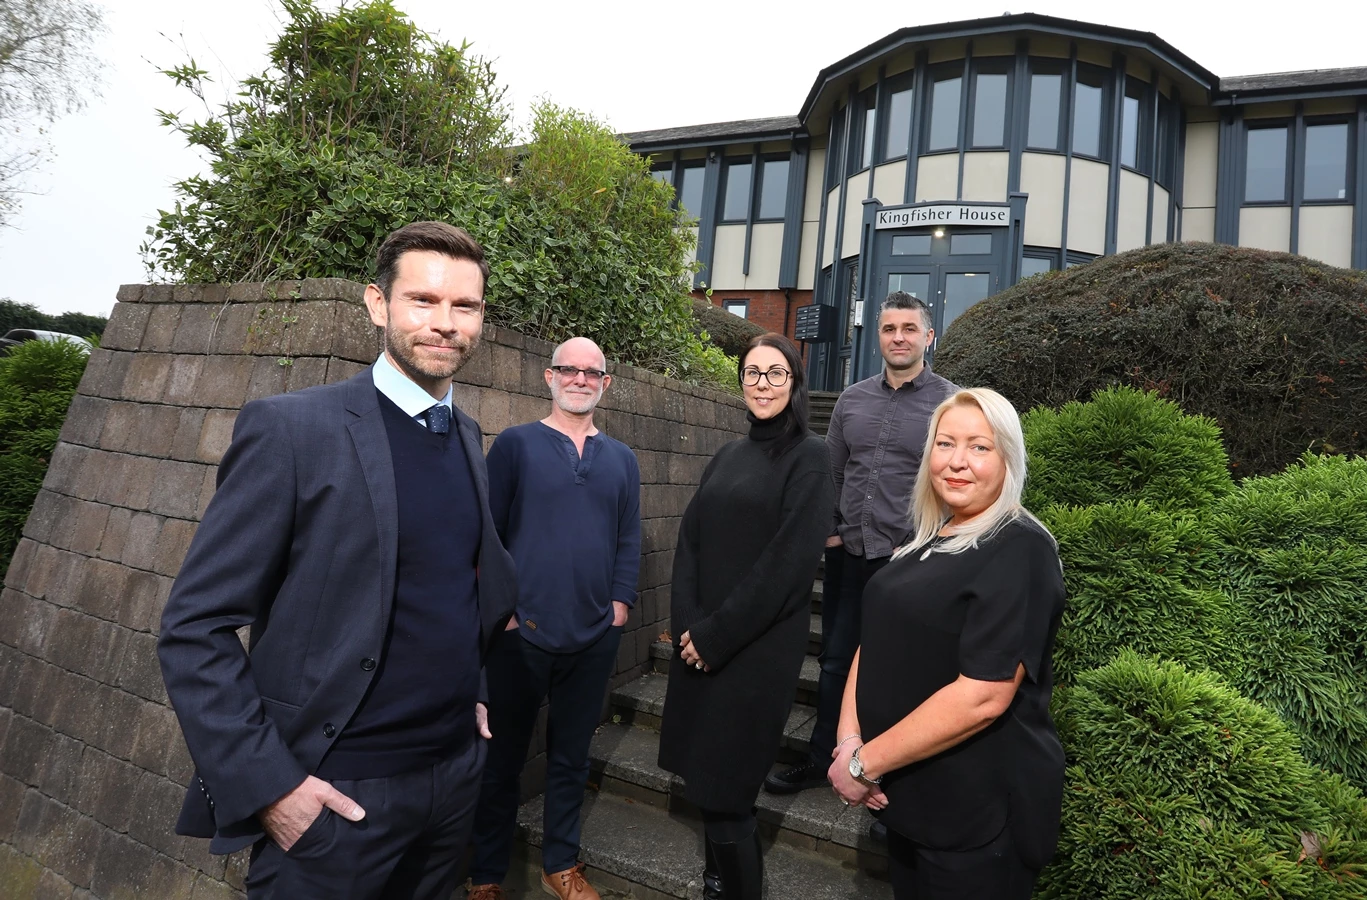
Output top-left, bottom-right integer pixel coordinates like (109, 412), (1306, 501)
(836, 734), (862, 748)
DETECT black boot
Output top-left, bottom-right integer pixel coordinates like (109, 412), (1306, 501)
(702, 836), (725, 899)
(710, 823), (764, 900)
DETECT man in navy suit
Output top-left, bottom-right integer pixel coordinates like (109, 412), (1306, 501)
(158, 221), (517, 899)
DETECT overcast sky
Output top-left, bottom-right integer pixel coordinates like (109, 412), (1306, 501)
(4, 0), (1364, 317)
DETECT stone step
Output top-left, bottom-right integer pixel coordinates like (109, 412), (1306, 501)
(644, 646), (821, 707)
(516, 789), (892, 900)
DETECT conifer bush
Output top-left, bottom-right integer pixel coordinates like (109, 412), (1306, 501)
(1039, 653), (1367, 899)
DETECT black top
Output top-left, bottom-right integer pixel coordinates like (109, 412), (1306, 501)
(857, 517), (1066, 865)
(486, 422), (642, 653)
(319, 390), (483, 778)
(658, 415), (834, 812)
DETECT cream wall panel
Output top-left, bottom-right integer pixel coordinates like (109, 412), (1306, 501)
(797, 226), (819, 290)
(1029, 35), (1070, 58)
(744, 223), (784, 289)
(915, 154), (960, 202)
(1077, 44), (1112, 67)
(928, 41), (968, 64)
(1183, 122), (1218, 209)
(1238, 207), (1291, 252)
(884, 51), (916, 79)
(680, 148), (707, 160)
(973, 36), (1014, 57)
(842, 171), (871, 258)
(1183, 208), (1215, 242)
(760, 141), (791, 154)
(961, 152), (1009, 202)
(872, 161), (907, 205)
(1067, 159), (1109, 255)
(709, 225), (748, 290)
(822, 188), (840, 267)
(1116, 170), (1150, 252)
(1305, 98), (1357, 115)
(1126, 57), (1151, 79)
(723, 143), (754, 157)
(1244, 102), (1295, 120)
(805, 149), (827, 222)
(1298, 206), (1354, 268)
(1186, 107), (1219, 124)
(1151, 186), (1171, 243)
(1020, 153), (1065, 247)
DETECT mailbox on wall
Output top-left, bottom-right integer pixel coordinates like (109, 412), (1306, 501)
(793, 303), (837, 343)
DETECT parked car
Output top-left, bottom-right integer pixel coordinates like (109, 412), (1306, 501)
(0, 329), (93, 356)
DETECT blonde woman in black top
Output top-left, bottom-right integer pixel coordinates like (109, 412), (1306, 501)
(827, 388), (1066, 900)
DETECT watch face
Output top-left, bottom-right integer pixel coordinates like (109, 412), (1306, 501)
(849, 752), (863, 778)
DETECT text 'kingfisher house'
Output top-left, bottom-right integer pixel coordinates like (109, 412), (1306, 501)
(624, 13), (1367, 391)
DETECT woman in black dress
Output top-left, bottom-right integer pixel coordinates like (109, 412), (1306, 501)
(658, 333), (833, 900)
(828, 388), (1066, 900)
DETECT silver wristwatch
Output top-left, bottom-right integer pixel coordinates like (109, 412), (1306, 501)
(849, 746), (881, 787)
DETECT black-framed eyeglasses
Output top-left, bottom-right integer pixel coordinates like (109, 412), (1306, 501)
(741, 366), (790, 387)
(550, 365), (607, 383)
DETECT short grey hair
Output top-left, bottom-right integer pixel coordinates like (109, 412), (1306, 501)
(880, 291), (932, 331)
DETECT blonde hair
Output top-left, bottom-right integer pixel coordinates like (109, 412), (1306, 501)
(894, 388), (1052, 560)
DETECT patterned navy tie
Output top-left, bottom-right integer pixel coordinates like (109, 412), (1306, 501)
(425, 404), (450, 434)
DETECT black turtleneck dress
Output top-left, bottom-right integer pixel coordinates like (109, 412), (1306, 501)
(658, 415), (834, 813)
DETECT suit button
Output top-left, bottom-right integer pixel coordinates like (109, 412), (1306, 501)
(360, 658), (376, 671)
(323, 723), (336, 738)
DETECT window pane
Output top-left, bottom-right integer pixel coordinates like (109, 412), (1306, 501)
(1072, 72), (1104, 157)
(1304, 123), (1349, 201)
(757, 159), (789, 219)
(1121, 94), (1140, 168)
(1021, 256), (1053, 277)
(651, 168), (672, 186)
(1245, 127), (1287, 203)
(884, 89), (913, 159)
(723, 301), (748, 319)
(1028, 73), (1061, 149)
(827, 109), (846, 185)
(723, 162), (752, 220)
(677, 166), (704, 221)
(1157, 94), (1174, 186)
(891, 234), (932, 256)
(862, 105), (877, 168)
(888, 273), (930, 300)
(950, 234), (993, 255)
(928, 76), (962, 151)
(942, 272), (992, 333)
(972, 73), (1008, 147)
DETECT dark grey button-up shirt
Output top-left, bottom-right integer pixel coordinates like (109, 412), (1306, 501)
(828, 366), (958, 559)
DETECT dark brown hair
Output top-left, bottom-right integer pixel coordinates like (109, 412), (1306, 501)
(739, 332), (810, 459)
(373, 222), (490, 299)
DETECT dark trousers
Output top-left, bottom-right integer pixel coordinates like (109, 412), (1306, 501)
(810, 548), (888, 763)
(887, 825), (1037, 900)
(244, 738), (485, 900)
(469, 624), (622, 883)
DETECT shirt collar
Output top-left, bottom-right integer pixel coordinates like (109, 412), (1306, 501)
(880, 365), (933, 392)
(371, 353), (453, 418)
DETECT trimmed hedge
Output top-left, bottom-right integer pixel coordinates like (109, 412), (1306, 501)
(937, 242), (1367, 476)
(1040, 653), (1367, 899)
(690, 297), (766, 356)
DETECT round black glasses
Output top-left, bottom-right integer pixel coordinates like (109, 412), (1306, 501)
(741, 367), (790, 387)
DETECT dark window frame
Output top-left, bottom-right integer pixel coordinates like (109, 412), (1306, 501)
(921, 64), (965, 156)
(1300, 116), (1355, 206)
(967, 60), (1012, 150)
(849, 86), (878, 175)
(1155, 90), (1178, 189)
(719, 157), (755, 223)
(754, 154), (791, 222)
(674, 161), (706, 223)
(879, 72), (915, 163)
(722, 299), (750, 319)
(1119, 76), (1153, 175)
(1021, 248), (1059, 277)
(1242, 120), (1293, 207)
(1071, 62), (1111, 161)
(825, 106), (847, 189)
(1025, 60), (1067, 153)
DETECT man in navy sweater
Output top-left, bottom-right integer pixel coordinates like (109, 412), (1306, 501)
(467, 337), (641, 900)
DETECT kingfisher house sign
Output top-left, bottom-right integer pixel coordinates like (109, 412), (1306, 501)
(875, 203), (1010, 229)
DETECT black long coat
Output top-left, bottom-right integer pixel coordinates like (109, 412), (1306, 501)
(658, 421), (834, 813)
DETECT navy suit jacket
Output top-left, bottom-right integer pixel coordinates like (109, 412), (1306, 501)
(157, 370), (516, 854)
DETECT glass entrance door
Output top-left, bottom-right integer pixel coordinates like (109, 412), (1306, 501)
(876, 265), (998, 364)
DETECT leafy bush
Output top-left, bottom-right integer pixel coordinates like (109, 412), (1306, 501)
(0, 338), (89, 573)
(690, 297), (765, 356)
(937, 242), (1367, 476)
(1022, 385), (1233, 512)
(0, 298), (106, 340)
(1212, 455), (1367, 786)
(1039, 653), (1367, 899)
(142, 0), (717, 387)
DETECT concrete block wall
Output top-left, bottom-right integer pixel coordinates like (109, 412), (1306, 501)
(0, 280), (747, 898)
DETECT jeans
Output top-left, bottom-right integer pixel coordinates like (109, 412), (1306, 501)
(469, 624), (622, 882)
(809, 549), (888, 764)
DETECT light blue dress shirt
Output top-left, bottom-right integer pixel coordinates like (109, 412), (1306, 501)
(371, 353), (453, 427)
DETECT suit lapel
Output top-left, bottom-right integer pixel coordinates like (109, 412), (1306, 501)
(344, 374), (398, 620)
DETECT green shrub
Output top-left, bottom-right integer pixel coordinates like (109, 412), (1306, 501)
(1039, 501), (1230, 684)
(690, 297), (766, 356)
(0, 339), (89, 573)
(936, 242), (1367, 476)
(1039, 653), (1367, 899)
(1022, 385), (1233, 512)
(0, 299), (106, 340)
(1212, 455), (1367, 786)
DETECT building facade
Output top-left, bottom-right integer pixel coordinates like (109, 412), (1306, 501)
(624, 13), (1367, 391)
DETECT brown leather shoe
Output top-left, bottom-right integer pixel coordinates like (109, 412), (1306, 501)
(540, 863), (601, 900)
(467, 884), (507, 900)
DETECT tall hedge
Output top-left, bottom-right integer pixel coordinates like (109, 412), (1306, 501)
(937, 243), (1367, 476)
(1039, 653), (1367, 899)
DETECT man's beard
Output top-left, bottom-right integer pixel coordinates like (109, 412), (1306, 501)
(384, 327), (477, 384)
(552, 381), (603, 414)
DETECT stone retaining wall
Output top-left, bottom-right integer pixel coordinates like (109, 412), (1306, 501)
(0, 280), (746, 898)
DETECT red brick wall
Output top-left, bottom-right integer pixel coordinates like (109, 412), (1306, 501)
(694, 289), (812, 341)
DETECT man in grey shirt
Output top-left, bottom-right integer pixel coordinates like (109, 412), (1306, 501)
(766, 291), (957, 798)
